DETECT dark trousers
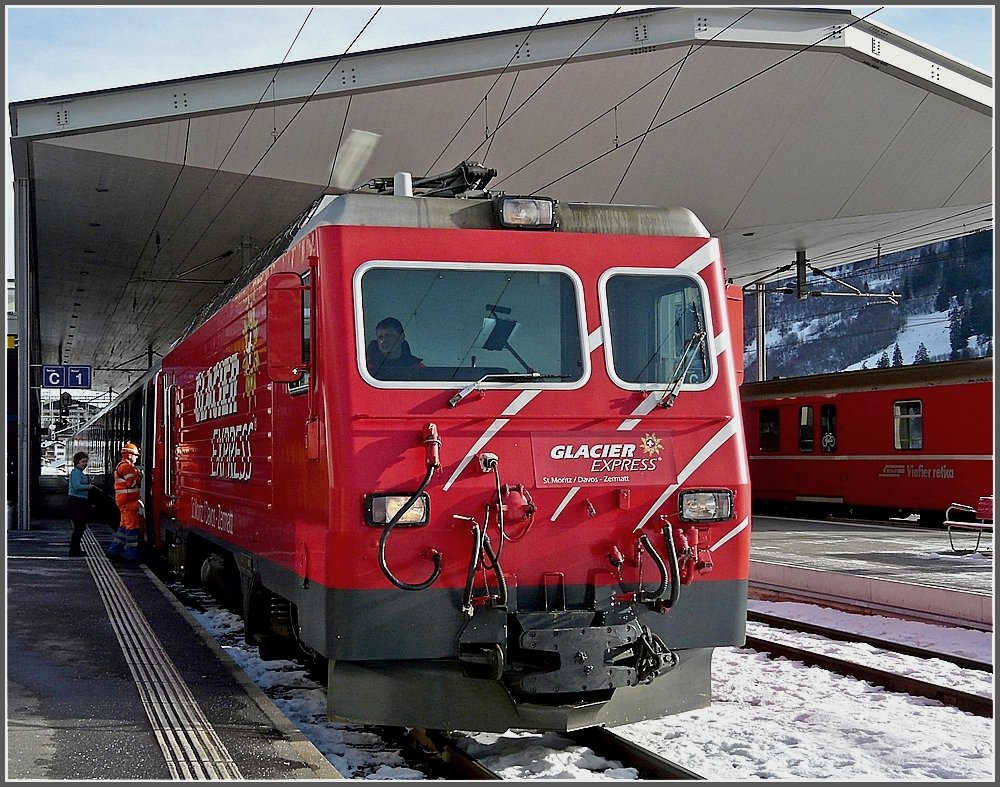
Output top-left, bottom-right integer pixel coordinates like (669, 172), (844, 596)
(67, 495), (90, 555)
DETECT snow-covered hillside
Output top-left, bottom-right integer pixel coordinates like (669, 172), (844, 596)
(742, 230), (993, 378)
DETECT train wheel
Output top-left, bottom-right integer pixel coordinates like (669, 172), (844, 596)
(198, 552), (241, 612)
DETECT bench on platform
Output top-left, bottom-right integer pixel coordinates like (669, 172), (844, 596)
(944, 495), (993, 553)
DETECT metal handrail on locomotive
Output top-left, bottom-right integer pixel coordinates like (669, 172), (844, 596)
(70, 162), (751, 733)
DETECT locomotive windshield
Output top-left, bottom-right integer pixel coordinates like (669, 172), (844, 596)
(602, 271), (712, 389)
(358, 262), (586, 385)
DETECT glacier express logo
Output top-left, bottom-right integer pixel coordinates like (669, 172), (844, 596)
(640, 433), (663, 456)
(533, 432), (675, 487)
(243, 310), (260, 398)
(546, 434), (665, 474)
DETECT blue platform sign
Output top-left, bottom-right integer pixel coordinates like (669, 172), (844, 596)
(66, 365), (92, 389)
(41, 364), (92, 389)
(41, 365), (66, 388)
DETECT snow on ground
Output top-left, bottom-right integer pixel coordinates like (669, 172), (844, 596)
(188, 598), (994, 781)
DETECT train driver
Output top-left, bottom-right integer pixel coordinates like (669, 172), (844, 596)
(367, 316), (425, 376)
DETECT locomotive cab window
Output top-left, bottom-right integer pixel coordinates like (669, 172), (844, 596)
(601, 270), (713, 390)
(289, 270), (311, 395)
(894, 399), (923, 450)
(759, 408), (780, 452)
(357, 262), (586, 387)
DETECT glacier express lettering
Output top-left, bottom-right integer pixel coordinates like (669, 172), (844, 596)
(550, 443), (636, 459)
(194, 353), (241, 423)
(210, 421), (255, 481)
(549, 443), (659, 472)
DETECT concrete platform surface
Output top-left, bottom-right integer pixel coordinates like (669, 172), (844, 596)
(6, 516), (342, 781)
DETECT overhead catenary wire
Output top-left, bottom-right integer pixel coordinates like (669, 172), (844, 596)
(165, 7), (383, 277)
(732, 208), (992, 283)
(140, 7), (318, 284)
(96, 6), (338, 365)
(103, 8), (388, 379)
(464, 7), (627, 166)
(608, 41), (691, 203)
(741, 237), (992, 297)
(424, 5), (552, 176)
(742, 252), (991, 335)
(521, 7), (888, 194)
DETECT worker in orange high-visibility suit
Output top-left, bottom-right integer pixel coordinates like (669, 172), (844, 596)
(107, 442), (144, 562)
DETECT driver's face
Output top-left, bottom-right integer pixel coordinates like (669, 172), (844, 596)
(376, 327), (403, 357)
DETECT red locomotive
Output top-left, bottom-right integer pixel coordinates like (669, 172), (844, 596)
(72, 165), (751, 732)
(740, 357), (994, 524)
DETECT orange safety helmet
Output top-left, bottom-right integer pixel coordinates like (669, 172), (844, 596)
(121, 442), (140, 457)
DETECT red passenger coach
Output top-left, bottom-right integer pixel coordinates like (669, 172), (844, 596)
(79, 177), (751, 733)
(741, 358), (994, 523)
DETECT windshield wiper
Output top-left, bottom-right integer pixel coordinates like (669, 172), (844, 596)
(448, 372), (565, 408)
(658, 310), (707, 408)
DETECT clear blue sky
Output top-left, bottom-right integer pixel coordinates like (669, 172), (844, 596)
(4, 5), (994, 278)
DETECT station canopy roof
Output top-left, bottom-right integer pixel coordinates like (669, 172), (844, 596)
(9, 6), (993, 397)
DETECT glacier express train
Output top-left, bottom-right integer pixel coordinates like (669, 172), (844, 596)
(72, 164), (751, 732)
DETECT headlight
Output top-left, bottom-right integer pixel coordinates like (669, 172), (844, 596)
(679, 490), (733, 522)
(365, 493), (430, 526)
(494, 196), (556, 229)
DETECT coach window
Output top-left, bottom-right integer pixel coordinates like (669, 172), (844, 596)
(820, 404), (837, 452)
(289, 271), (311, 395)
(894, 400), (923, 450)
(603, 271), (711, 389)
(759, 409), (779, 452)
(798, 406), (814, 452)
(358, 263), (586, 385)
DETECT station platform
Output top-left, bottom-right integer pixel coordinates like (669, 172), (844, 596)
(6, 516), (342, 781)
(749, 514), (993, 629)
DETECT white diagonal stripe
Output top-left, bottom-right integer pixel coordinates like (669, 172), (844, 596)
(632, 418), (740, 532)
(711, 516), (751, 551)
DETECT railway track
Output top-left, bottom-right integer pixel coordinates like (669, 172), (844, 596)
(564, 727), (704, 780)
(745, 618), (993, 718)
(747, 581), (993, 632)
(407, 727), (705, 780)
(747, 610), (993, 673)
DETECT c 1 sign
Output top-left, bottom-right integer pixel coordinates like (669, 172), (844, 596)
(41, 364), (92, 389)
(66, 365), (92, 389)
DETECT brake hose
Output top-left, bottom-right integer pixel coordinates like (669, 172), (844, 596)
(377, 465), (442, 591)
(481, 531), (508, 607)
(461, 522), (482, 614)
(638, 533), (668, 602)
(658, 524), (681, 609)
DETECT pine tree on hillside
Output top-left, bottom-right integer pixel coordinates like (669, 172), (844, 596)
(914, 342), (931, 364)
(891, 343), (903, 366)
(876, 351), (890, 368)
(934, 284), (951, 312)
(968, 292), (993, 341)
(949, 303), (972, 359)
